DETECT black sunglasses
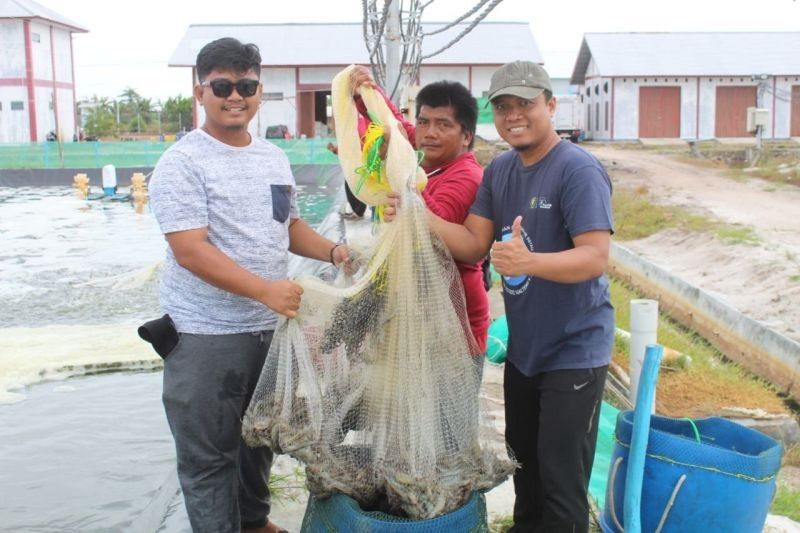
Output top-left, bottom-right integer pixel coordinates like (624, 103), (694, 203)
(200, 78), (260, 98)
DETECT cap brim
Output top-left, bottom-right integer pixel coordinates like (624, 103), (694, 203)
(486, 86), (545, 106)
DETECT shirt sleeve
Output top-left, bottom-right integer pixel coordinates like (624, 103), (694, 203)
(422, 168), (480, 224)
(468, 161), (495, 222)
(148, 151), (208, 234)
(560, 164), (614, 238)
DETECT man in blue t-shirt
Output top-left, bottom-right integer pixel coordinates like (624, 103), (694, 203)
(386, 60), (613, 531)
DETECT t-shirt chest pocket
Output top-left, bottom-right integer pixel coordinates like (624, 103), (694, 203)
(271, 184), (292, 223)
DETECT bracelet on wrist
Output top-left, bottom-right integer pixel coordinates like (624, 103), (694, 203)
(329, 244), (340, 265)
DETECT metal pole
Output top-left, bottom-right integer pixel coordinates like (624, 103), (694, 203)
(385, 0), (402, 105)
(755, 79), (766, 153)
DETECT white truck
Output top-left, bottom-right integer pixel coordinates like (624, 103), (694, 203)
(553, 94), (583, 143)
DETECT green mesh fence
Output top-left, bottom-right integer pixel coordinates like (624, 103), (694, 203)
(477, 97), (493, 124)
(0, 137), (339, 169)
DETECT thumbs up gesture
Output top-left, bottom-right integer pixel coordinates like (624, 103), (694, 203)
(491, 216), (531, 277)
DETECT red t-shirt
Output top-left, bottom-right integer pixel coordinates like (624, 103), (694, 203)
(355, 90), (490, 352)
(421, 153), (490, 353)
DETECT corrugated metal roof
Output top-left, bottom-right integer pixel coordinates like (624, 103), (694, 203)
(168, 22), (542, 67)
(0, 0), (87, 32)
(570, 32), (800, 84)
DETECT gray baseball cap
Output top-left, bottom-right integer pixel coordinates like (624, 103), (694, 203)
(487, 60), (552, 102)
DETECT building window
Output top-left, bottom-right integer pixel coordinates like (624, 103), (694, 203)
(11, 101), (24, 111)
(595, 103), (600, 132)
(262, 92), (284, 101)
(31, 32), (41, 43)
(605, 101), (609, 131)
(587, 104), (591, 131)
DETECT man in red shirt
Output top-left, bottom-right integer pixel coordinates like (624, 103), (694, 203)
(350, 67), (490, 353)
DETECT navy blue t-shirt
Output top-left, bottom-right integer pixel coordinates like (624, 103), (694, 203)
(470, 141), (614, 377)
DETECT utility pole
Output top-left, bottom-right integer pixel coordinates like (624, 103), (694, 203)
(754, 74), (768, 154)
(385, 0), (402, 105)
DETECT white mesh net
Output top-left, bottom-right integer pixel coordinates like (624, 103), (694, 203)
(242, 66), (514, 520)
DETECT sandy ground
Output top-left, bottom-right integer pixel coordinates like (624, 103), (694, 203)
(588, 145), (800, 343)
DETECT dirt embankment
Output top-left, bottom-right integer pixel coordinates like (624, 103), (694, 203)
(588, 145), (800, 344)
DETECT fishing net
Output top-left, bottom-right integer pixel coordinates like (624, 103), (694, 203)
(242, 65), (514, 520)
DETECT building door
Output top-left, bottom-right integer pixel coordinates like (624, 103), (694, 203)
(297, 91), (315, 138)
(791, 85), (800, 137)
(715, 86), (756, 137)
(638, 86), (681, 138)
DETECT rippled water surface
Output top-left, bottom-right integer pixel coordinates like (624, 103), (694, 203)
(0, 184), (337, 531)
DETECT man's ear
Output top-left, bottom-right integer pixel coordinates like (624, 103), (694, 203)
(547, 95), (557, 117)
(193, 83), (204, 104)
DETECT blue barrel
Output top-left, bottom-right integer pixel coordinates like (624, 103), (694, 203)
(601, 411), (783, 533)
(302, 491), (488, 532)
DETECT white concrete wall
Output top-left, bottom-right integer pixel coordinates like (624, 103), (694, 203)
(579, 72), (800, 140)
(298, 67), (341, 85)
(0, 20), (25, 77)
(53, 28), (74, 83)
(30, 21), (52, 80)
(609, 77), (697, 140)
(34, 85), (54, 140)
(56, 87), (76, 139)
(419, 66), (470, 91)
(581, 59), (612, 140)
(0, 86), (29, 143)
(771, 76), (799, 139)
(0, 21), (76, 142)
(257, 67), (296, 138)
(471, 66), (496, 97)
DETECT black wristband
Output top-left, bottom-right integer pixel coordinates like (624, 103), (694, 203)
(329, 244), (340, 265)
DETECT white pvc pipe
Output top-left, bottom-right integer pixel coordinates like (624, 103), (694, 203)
(629, 299), (658, 408)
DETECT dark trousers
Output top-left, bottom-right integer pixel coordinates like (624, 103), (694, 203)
(163, 331), (275, 533)
(504, 361), (607, 533)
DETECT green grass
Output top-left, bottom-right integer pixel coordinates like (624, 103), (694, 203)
(771, 485), (800, 521)
(612, 186), (713, 241)
(728, 150), (800, 187)
(716, 225), (760, 246)
(268, 466), (306, 503)
(488, 515), (513, 532)
(613, 185), (764, 248)
(610, 278), (726, 370)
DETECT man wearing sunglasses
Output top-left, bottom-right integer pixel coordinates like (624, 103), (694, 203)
(149, 37), (349, 533)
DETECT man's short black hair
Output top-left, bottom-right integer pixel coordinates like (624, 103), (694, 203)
(415, 81), (478, 149)
(196, 38), (261, 82)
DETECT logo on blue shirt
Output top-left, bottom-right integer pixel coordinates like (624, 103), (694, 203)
(499, 224), (534, 293)
(529, 196), (551, 209)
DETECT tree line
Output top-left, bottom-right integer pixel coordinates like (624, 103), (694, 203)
(82, 87), (192, 139)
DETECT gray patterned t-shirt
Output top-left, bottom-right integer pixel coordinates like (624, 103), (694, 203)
(149, 129), (298, 334)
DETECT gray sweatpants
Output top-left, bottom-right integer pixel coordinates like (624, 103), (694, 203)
(162, 331), (274, 533)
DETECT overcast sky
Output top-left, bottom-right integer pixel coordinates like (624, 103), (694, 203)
(33, 0), (800, 101)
